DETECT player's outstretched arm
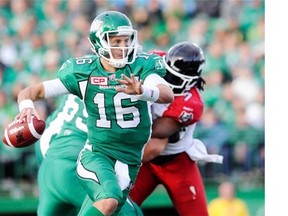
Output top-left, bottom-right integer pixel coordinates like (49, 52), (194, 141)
(152, 117), (181, 139)
(142, 117), (182, 162)
(155, 84), (174, 104)
(116, 73), (174, 104)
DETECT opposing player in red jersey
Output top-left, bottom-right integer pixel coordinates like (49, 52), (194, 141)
(130, 42), (222, 216)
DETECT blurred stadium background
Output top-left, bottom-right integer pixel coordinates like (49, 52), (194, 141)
(0, 0), (264, 215)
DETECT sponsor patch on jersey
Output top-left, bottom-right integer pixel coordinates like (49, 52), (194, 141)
(179, 111), (193, 123)
(108, 73), (116, 81)
(90, 77), (108, 85)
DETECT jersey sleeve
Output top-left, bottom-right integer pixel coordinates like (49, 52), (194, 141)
(163, 88), (204, 126)
(135, 52), (167, 81)
(56, 58), (90, 99)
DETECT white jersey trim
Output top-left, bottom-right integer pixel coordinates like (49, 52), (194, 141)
(43, 78), (69, 98)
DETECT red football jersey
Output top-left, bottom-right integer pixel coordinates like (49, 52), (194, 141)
(163, 87), (204, 126)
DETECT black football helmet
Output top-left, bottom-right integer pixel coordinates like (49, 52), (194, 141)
(163, 42), (205, 95)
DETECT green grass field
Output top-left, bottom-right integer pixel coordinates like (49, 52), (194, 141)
(0, 184), (264, 216)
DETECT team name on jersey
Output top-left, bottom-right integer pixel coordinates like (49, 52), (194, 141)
(90, 77), (108, 85)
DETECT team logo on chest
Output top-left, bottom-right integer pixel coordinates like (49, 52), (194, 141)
(179, 111), (193, 123)
(90, 76), (108, 85)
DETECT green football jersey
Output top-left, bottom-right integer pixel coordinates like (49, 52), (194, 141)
(35, 94), (87, 163)
(57, 53), (166, 165)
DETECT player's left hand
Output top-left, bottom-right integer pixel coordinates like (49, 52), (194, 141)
(115, 74), (143, 95)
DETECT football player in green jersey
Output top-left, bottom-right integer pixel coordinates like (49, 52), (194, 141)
(35, 94), (88, 216)
(35, 94), (143, 216)
(16, 10), (173, 216)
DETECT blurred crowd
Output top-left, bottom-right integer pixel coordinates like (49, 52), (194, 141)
(0, 0), (264, 195)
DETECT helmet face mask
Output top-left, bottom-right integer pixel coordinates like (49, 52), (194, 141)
(89, 11), (138, 68)
(163, 42), (205, 95)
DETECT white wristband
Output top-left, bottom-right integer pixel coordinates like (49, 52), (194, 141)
(136, 86), (160, 102)
(19, 99), (35, 112)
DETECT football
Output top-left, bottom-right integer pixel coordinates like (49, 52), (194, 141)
(2, 116), (46, 148)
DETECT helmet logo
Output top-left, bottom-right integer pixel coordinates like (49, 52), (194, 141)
(90, 19), (104, 37)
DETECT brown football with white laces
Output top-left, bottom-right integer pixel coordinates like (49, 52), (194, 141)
(2, 116), (46, 148)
